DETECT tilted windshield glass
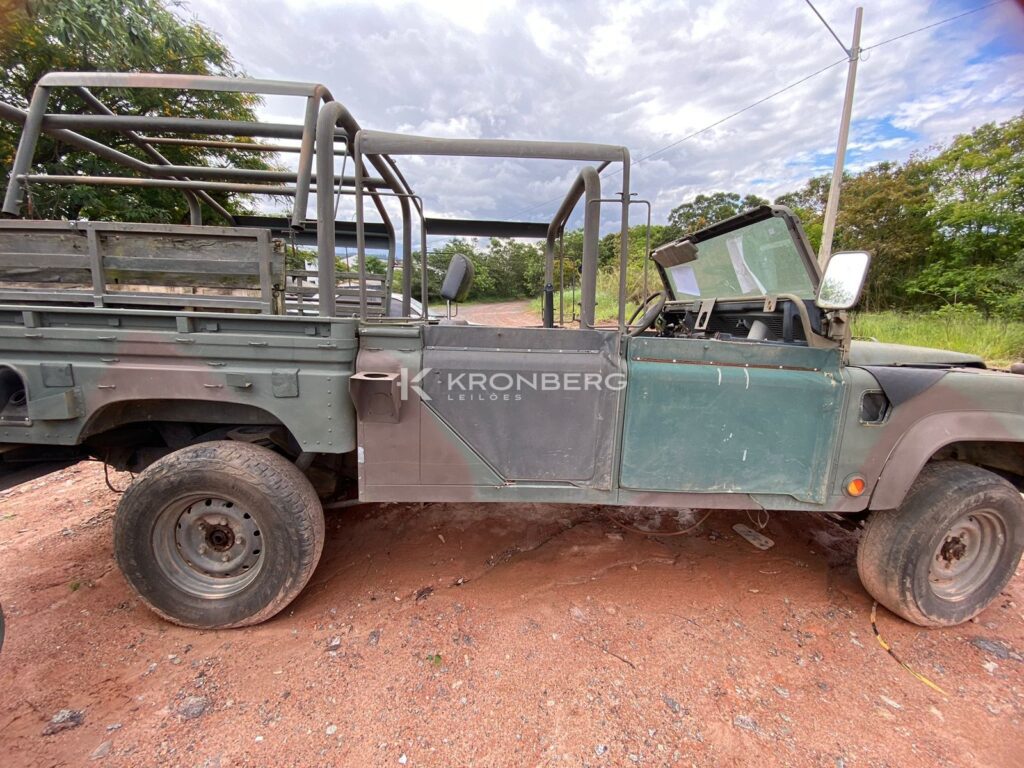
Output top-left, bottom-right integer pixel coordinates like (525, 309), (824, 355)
(664, 217), (816, 300)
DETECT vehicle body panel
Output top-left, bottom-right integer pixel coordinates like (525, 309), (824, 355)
(420, 325), (622, 488)
(0, 306), (358, 453)
(620, 336), (844, 502)
(849, 339), (984, 367)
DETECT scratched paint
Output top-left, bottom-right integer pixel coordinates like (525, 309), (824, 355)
(619, 335), (843, 503)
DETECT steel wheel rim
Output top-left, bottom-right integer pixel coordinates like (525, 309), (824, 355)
(152, 495), (264, 599)
(928, 508), (1005, 602)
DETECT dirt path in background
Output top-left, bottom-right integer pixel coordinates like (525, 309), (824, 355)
(453, 300), (539, 327)
(0, 462), (1021, 767)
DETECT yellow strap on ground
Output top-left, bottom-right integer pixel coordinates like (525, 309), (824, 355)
(870, 602), (949, 697)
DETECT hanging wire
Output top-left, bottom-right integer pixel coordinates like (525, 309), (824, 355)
(102, 460), (129, 494)
(862, 0), (1008, 51)
(507, 56), (846, 220)
(803, 0), (852, 55)
(506, 0), (1009, 222)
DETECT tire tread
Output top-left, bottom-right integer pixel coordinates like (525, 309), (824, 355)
(114, 441), (324, 629)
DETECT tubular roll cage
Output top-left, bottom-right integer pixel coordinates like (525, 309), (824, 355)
(0, 72), (634, 329)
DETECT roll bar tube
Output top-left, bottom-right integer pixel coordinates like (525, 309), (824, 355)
(543, 166), (602, 329)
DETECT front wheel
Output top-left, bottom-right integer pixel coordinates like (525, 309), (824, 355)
(857, 461), (1024, 627)
(114, 441), (324, 629)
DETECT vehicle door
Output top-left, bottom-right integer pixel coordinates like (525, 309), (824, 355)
(618, 207), (846, 504)
(419, 324), (623, 489)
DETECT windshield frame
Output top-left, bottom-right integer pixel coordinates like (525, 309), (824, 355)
(655, 205), (821, 303)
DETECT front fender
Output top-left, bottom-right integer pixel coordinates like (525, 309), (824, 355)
(870, 410), (1024, 510)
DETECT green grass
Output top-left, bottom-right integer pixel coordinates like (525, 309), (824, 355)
(852, 311), (1024, 368)
(529, 288), (637, 325)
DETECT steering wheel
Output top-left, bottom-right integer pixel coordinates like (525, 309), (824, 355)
(626, 291), (667, 337)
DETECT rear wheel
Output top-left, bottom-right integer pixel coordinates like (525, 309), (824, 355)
(857, 461), (1024, 627)
(114, 441), (324, 628)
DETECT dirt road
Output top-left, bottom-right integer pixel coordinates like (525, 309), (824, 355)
(1, 461), (1021, 767)
(449, 300), (541, 327)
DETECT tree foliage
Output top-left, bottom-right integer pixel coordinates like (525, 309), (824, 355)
(778, 161), (935, 311)
(908, 116), (1024, 317)
(664, 115), (1023, 319)
(0, 0), (269, 223)
(667, 191), (769, 234)
(405, 239), (547, 303)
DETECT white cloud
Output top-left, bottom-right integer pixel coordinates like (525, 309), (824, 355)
(182, 0), (1024, 231)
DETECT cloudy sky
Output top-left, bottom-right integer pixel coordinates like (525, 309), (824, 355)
(184, 0), (1024, 231)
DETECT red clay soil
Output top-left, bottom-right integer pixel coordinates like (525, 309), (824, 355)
(0, 461), (1021, 767)
(453, 300), (543, 327)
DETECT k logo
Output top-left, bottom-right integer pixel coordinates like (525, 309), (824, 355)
(399, 367), (432, 401)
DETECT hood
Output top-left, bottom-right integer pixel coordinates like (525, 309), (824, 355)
(849, 340), (985, 368)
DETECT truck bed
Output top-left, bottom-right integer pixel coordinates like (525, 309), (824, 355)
(0, 301), (358, 481)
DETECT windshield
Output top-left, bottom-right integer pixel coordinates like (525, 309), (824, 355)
(664, 217), (816, 300)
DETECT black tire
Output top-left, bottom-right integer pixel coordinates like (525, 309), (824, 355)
(114, 441), (324, 629)
(857, 461), (1024, 627)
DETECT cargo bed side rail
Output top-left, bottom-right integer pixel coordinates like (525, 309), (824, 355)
(0, 219), (283, 314)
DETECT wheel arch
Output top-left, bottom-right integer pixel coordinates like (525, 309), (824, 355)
(80, 397), (288, 441)
(77, 397), (308, 471)
(869, 410), (1024, 510)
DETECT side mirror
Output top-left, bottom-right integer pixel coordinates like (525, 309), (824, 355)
(816, 251), (871, 310)
(440, 253), (474, 303)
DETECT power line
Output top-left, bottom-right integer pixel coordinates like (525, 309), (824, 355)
(804, 0), (851, 55)
(863, 0), (1008, 51)
(507, 56), (843, 219)
(631, 57), (847, 167)
(508, 0), (1009, 221)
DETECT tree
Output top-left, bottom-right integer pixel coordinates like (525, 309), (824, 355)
(835, 161), (935, 311)
(908, 114), (1024, 317)
(485, 238), (545, 299)
(667, 192), (769, 235)
(409, 239), (482, 301)
(597, 224), (679, 302)
(774, 174), (831, 251)
(0, 0), (270, 223)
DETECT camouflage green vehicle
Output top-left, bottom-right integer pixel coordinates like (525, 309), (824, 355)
(0, 73), (1021, 631)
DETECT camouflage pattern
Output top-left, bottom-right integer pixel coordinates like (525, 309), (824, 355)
(1, 210), (1022, 512)
(0, 73), (1021, 513)
(0, 306), (357, 454)
(1, 257), (1022, 513)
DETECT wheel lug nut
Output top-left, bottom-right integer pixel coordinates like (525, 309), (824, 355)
(221, 554), (230, 562)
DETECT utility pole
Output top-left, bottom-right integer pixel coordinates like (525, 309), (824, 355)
(818, 6), (863, 268)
